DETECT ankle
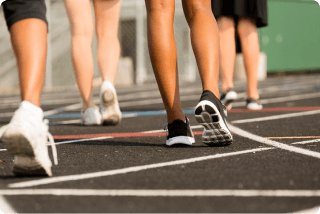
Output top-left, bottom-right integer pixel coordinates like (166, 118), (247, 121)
(221, 85), (234, 93)
(247, 92), (259, 100)
(167, 114), (186, 124)
(82, 103), (96, 112)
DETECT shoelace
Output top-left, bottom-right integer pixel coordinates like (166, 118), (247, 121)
(44, 119), (58, 165)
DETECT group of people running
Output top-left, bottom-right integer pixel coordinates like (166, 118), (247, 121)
(0, 0), (267, 176)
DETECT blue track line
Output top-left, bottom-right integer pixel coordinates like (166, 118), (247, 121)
(44, 109), (195, 119)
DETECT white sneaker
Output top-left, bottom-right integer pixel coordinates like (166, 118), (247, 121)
(246, 98), (263, 110)
(100, 80), (122, 125)
(220, 89), (237, 110)
(81, 106), (102, 126)
(0, 103), (57, 176)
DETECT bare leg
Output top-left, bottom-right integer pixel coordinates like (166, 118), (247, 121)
(182, 0), (220, 97)
(93, 0), (121, 84)
(237, 17), (260, 99)
(64, 0), (95, 111)
(10, 19), (47, 107)
(146, 0), (184, 124)
(217, 16), (236, 93)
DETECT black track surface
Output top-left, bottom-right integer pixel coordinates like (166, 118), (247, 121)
(0, 74), (320, 213)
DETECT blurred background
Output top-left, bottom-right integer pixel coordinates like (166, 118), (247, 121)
(0, 0), (319, 93)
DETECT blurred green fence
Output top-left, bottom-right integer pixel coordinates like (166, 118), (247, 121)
(259, 0), (320, 73)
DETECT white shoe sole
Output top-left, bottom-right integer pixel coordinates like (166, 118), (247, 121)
(166, 136), (195, 146)
(195, 100), (233, 146)
(2, 130), (52, 176)
(101, 90), (122, 126)
(247, 103), (263, 110)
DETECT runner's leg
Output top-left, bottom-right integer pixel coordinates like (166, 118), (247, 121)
(182, 0), (220, 97)
(63, 0), (95, 111)
(217, 16), (236, 93)
(146, 0), (184, 124)
(237, 17), (260, 99)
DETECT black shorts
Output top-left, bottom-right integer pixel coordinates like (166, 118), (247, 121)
(212, 0), (268, 28)
(2, 0), (47, 31)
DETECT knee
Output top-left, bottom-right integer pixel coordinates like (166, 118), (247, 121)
(183, 1), (211, 24)
(237, 17), (257, 37)
(146, 1), (175, 17)
(70, 21), (93, 39)
(217, 16), (235, 32)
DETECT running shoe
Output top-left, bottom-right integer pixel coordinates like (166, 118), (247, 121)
(0, 103), (58, 176)
(195, 90), (233, 146)
(100, 80), (122, 125)
(220, 88), (237, 110)
(246, 97), (263, 110)
(164, 118), (195, 146)
(81, 106), (102, 125)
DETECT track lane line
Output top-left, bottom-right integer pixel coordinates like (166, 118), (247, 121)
(232, 110), (320, 124)
(8, 147), (273, 188)
(292, 139), (320, 145)
(1, 189), (320, 197)
(267, 136), (320, 139)
(294, 206), (320, 213)
(0, 196), (16, 213)
(228, 123), (320, 159)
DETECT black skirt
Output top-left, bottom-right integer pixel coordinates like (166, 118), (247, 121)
(211, 0), (268, 28)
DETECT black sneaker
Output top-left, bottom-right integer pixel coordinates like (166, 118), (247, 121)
(220, 88), (238, 110)
(195, 90), (233, 146)
(164, 117), (195, 146)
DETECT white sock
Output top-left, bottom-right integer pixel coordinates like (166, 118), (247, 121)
(19, 101), (43, 119)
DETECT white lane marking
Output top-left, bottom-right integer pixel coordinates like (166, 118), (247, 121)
(49, 113), (138, 125)
(294, 206), (320, 213)
(43, 103), (83, 116)
(231, 109), (320, 124)
(231, 110), (320, 123)
(53, 137), (114, 145)
(1, 189), (320, 197)
(0, 97), (82, 109)
(44, 91), (320, 118)
(0, 196), (16, 213)
(8, 147), (273, 188)
(292, 139), (320, 145)
(49, 119), (81, 125)
(232, 91), (320, 107)
(228, 123), (320, 159)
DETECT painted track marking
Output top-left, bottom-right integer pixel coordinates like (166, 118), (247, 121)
(292, 139), (320, 145)
(0, 196), (16, 213)
(294, 206), (320, 213)
(232, 110), (320, 124)
(1, 189), (320, 197)
(228, 123), (320, 159)
(8, 147), (273, 188)
(267, 136), (320, 139)
(1, 90), (319, 118)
